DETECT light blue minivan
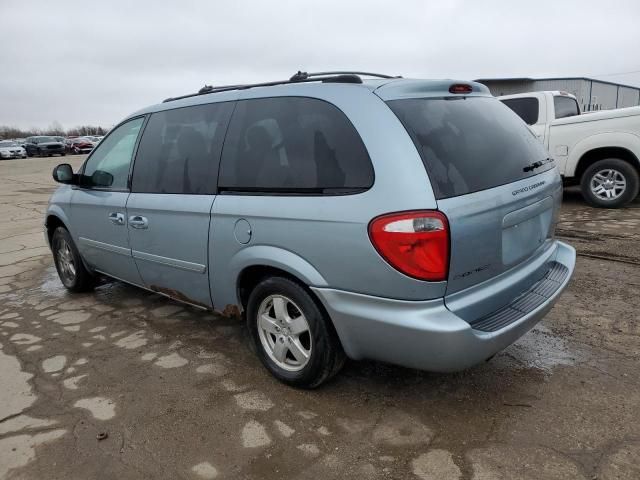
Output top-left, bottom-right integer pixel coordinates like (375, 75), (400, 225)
(46, 71), (575, 387)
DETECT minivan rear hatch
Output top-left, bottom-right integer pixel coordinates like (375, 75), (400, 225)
(386, 94), (561, 318)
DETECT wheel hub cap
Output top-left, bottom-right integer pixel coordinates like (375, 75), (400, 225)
(590, 168), (626, 200)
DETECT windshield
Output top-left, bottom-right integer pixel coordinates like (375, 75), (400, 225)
(387, 97), (553, 199)
(36, 136), (56, 143)
(0, 141), (18, 147)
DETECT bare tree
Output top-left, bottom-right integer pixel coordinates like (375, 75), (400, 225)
(0, 124), (110, 139)
(47, 121), (65, 136)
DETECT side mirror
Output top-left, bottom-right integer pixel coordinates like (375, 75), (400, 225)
(52, 164), (75, 184)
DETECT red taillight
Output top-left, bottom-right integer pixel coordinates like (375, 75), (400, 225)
(368, 211), (449, 281)
(448, 83), (473, 94)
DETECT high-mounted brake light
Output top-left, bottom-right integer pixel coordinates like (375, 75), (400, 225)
(369, 211), (450, 281)
(448, 84), (473, 94)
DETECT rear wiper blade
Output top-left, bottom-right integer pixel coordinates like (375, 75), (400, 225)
(523, 157), (554, 172)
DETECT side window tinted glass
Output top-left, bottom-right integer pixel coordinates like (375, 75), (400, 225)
(500, 97), (539, 125)
(554, 96), (580, 119)
(218, 97), (373, 193)
(132, 102), (233, 194)
(83, 117), (144, 189)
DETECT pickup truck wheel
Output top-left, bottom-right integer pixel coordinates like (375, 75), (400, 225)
(247, 276), (345, 388)
(52, 227), (95, 292)
(581, 159), (639, 208)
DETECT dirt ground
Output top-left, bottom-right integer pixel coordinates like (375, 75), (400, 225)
(0, 155), (639, 480)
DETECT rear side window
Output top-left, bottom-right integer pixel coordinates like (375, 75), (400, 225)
(132, 102), (233, 194)
(554, 96), (579, 119)
(500, 97), (539, 125)
(218, 97), (373, 193)
(387, 97), (552, 199)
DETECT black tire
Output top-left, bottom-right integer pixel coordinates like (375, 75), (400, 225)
(580, 158), (640, 208)
(61, 152), (66, 156)
(247, 276), (345, 388)
(51, 227), (95, 292)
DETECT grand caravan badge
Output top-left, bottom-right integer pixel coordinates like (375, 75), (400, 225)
(512, 180), (546, 196)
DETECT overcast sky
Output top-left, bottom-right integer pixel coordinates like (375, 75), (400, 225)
(2, 0), (639, 130)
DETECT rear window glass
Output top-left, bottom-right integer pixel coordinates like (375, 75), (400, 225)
(387, 97), (552, 199)
(500, 97), (539, 125)
(554, 96), (580, 119)
(218, 97), (373, 193)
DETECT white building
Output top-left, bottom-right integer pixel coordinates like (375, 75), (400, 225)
(475, 77), (640, 112)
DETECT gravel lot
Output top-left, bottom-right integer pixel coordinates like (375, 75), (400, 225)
(1, 155), (639, 479)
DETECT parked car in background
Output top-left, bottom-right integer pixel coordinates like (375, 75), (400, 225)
(67, 137), (95, 154)
(85, 136), (103, 146)
(0, 140), (27, 159)
(24, 136), (66, 157)
(46, 72), (575, 387)
(499, 91), (640, 208)
(13, 138), (26, 148)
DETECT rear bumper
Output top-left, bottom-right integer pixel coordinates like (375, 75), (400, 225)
(312, 241), (575, 372)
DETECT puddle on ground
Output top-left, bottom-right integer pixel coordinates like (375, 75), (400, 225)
(73, 397), (116, 420)
(38, 267), (68, 299)
(494, 324), (585, 372)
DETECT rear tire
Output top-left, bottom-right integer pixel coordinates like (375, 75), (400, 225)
(51, 227), (95, 292)
(247, 276), (345, 388)
(580, 158), (639, 208)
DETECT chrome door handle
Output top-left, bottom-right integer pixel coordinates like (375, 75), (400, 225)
(108, 212), (125, 225)
(129, 215), (149, 229)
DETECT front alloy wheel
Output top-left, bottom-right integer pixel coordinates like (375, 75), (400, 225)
(55, 236), (77, 287)
(51, 227), (95, 292)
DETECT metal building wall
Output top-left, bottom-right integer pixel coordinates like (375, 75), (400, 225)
(480, 80), (536, 96)
(617, 86), (640, 108)
(478, 77), (640, 111)
(533, 79), (588, 105)
(588, 82), (619, 111)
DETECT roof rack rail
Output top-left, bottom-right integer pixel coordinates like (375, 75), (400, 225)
(162, 70), (401, 103)
(289, 71), (399, 81)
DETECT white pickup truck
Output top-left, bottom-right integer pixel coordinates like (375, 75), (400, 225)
(499, 91), (640, 208)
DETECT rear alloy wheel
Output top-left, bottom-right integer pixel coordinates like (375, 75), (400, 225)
(257, 295), (312, 372)
(247, 276), (345, 388)
(581, 158), (639, 208)
(52, 227), (95, 292)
